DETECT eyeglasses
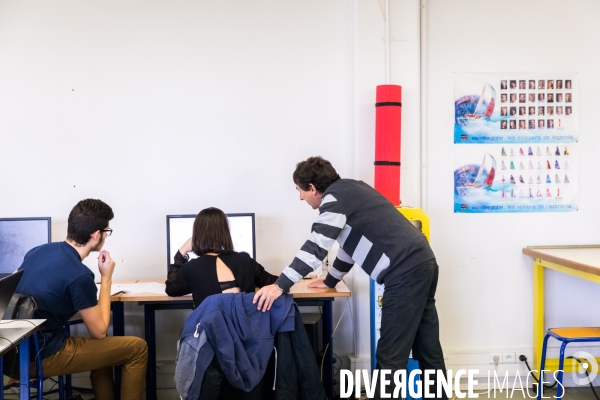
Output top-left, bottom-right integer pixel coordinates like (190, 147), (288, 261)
(102, 228), (113, 236)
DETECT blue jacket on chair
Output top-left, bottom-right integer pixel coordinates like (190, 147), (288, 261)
(175, 292), (296, 399)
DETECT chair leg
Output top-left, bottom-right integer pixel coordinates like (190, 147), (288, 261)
(66, 374), (72, 397)
(556, 342), (568, 399)
(32, 335), (43, 400)
(0, 356), (4, 400)
(64, 324), (72, 398)
(537, 334), (551, 400)
(58, 375), (65, 400)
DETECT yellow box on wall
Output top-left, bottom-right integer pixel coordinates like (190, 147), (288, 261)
(397, 207), (430, 242)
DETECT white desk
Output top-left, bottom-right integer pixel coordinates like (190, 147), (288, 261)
(0, 319), (45, 400)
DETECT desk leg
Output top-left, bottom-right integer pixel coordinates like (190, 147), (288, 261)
(112, 302), (124, 400)
(145, 304), (158, 400)
(533, 260), (545, 368)
(323, 300), (334, 399)
(112, 302), (125, 336)
(19, 338), (30, 400)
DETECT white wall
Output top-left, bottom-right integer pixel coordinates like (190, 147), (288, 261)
(0, 0), (371, 366)
(2, 0), (600, 391)
(425, 0), (600, 362)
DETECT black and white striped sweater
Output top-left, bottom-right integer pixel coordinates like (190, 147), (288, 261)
(275, 179), (435, 292)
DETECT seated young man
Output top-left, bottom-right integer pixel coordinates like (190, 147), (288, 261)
(15, 199), (148, 400)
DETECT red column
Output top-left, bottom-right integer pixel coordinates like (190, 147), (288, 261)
(374, 85), (402, 206)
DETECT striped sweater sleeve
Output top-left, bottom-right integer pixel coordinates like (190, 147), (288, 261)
(323, 246), (354, 288)
(275, 194), (346, 292)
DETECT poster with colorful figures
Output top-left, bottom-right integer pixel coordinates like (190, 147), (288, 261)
(454, 144), (578, 213)
(454, 73), (578, 213)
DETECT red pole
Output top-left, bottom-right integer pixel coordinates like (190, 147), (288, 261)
(374, 84), (402, 206)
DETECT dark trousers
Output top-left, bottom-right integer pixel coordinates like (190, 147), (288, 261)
(373, 259), (447, 400)
(199, 356), (265, 400)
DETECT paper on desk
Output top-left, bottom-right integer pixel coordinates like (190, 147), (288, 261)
(96, 282), (168, 296)
(96, 283), (126, 296)
(115, 282), (167, 294)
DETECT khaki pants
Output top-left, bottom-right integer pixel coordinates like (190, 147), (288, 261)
(40, 336), (148, 400)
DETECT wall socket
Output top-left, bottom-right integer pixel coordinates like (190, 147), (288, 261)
(503, 352), (516, 363)
(489, 352), (502, 365)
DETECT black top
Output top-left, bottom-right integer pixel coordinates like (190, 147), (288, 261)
(165, 251), (278, 308)
(219, 280), (239, 291)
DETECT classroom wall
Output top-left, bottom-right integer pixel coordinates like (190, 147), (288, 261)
(2, 0), (600, 392)
(424, 0), (600, 377)
(0, 0), (378, 382)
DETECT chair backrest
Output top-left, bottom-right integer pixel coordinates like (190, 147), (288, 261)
(1, 293), (38, 379)
(4, 293), (37, 320)
(0, 270), (24, 319)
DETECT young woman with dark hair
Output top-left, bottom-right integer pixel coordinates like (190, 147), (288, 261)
(165, 207), (277, 308)
(166, 207), (279, 399)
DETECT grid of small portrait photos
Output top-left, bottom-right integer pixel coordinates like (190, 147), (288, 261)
(498, 144), (572, 200)
(454, 73), (578, 212)
(499, 78), (574, 131)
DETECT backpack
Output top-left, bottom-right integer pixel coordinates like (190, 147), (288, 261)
(174, 322), (208, 399)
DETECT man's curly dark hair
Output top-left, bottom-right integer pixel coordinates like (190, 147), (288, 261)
(293, 156), (341, 193)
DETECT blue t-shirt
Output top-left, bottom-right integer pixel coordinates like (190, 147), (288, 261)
(16, 241), (98, 359)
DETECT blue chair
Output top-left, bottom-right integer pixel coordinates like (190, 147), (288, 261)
(537, 327), (600, 400)
(1, 294), (64, 400)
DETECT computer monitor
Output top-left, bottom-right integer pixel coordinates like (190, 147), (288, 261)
(0, 217), (51, 278)
(166, 213), (256, 265)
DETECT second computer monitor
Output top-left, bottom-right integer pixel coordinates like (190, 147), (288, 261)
(166, 213), (255, 265)
(0, 217), (51, 278)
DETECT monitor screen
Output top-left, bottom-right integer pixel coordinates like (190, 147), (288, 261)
(0, 218), (51, 277)
(166, 213), (256, 265)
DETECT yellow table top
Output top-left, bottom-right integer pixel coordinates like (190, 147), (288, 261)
(522, 245), (600, 277)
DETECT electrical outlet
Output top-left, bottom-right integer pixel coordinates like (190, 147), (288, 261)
(489, 352), (502, 365)
(503, 352), (516, 363)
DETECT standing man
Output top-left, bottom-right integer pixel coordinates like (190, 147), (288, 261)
(254, 157), (447, 399)
(15, 199), (148, 400)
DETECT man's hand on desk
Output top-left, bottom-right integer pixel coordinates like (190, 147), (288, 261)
(253, 284), (283, 312)
(307, 279), (329, 289)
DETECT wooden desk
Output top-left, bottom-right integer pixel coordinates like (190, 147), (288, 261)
(112, 278), (350, 400)
(522, 245), (600, 372)
(0, 319), (45, 400)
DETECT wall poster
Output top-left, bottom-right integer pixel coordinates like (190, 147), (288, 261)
(453, 72), (578, 213)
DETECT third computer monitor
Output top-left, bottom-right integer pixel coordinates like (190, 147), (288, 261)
(166, 213), (255, 266)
